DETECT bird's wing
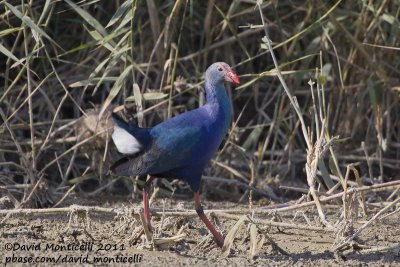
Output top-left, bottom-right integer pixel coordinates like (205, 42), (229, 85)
(149, 114), (205, 170)
(111, 109), (207, 177)
(156, 125), (201, 152)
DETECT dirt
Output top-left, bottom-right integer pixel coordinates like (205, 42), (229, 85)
(0, 195), (399, 267)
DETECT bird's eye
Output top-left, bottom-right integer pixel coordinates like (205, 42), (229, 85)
(218, 67), (223, 71)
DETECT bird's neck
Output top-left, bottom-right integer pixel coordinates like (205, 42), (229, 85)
(205, 80), (227, 105)
(204, 79), (232, 124)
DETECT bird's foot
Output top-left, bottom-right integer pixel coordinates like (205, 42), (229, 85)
(130, 224), (154, 246)
(201, 235), (224, 252)
(216, 238), (224, 248)
(202, 240), (222, 253)
(130, 228), (145, 245)
(142, 221), (154, 242)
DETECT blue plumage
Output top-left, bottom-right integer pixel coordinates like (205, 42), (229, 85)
(111, 62), (237, 191)
(110, 62), (240, 248)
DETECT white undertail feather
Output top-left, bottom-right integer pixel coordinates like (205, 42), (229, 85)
(112, 125), (142, 154)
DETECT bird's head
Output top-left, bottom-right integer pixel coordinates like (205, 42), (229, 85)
(206, 62), (240, 85)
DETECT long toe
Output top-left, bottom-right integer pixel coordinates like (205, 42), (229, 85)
(203, 241), (222, 253)
(215, 236), (224, 248)
(131, 228), (145, 245)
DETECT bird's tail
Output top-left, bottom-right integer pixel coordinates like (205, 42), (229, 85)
(110, 112), (153, 176)
(111, 112), (139, 129)
(111, 113), (149, 155)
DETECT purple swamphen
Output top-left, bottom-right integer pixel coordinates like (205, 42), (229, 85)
(110, 62), (240, 248)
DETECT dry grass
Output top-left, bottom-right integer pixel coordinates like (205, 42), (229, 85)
(1, 0), (399, 258)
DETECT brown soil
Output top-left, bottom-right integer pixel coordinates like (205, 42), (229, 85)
(0, 195), (399, 267)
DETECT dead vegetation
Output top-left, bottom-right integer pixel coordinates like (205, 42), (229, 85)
(0, 0), (399, 264)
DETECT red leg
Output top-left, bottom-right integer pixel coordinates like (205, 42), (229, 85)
(194, 191), (224, 248)
(143, 176), (155, 231)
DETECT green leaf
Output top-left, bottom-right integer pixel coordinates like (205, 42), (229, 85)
(318, 160), (335, 189)
(99, 65), (134, 119)
(132, 83), (142, 107)
(125, 92), (167, 101)
(0, 27), (23, 38)
(65, 0), (108, 37)
(91, 44), (131, 95)
(115, 9), (135, 32)
(38, 0), (52, 25)
(106, 0), (133, 28)
(58, 40), (99, 57)
(242, 126), (263, 151)
(68, 172), (97, 185)
(4, 2), (61, 48)
(143, 92), (168, 100)
(0, 43), (23, 66)
(69, 77), (118, 88)
(90, 57), (114, 95)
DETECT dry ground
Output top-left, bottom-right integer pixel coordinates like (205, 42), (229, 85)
(1, 195), (399, 267)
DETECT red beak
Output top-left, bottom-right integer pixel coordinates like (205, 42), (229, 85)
(226, 71), (240, 85)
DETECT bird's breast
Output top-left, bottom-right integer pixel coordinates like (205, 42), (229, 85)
(203, 101), (232, 150)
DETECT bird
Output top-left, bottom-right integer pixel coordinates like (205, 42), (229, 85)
(110, 62), (240, 248)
